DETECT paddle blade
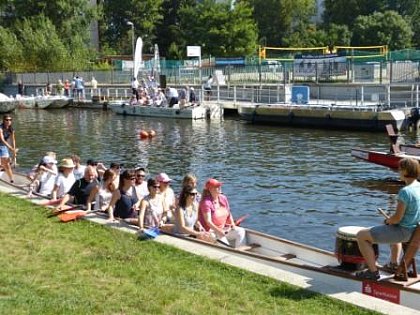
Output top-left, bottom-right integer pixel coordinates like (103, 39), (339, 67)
(57, 210), (86, 222)
(235, 214), (249, 226)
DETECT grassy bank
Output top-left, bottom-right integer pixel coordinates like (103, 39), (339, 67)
(0, 193), (378, 315)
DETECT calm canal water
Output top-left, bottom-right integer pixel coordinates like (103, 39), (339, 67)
(12, 108), (418, 255)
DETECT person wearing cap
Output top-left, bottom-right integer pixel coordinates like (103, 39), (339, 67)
(198, 178), (246, 248)
(156, 172), (176, 223)
(51, 158), (76, 200)
(54, 166), (98, 211)
(36, 155), (59, 196)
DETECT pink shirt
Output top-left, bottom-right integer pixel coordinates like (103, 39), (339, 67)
(199, 194), (232, 231)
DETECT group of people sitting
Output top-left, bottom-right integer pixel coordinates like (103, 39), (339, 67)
(27, 153), (246, 248)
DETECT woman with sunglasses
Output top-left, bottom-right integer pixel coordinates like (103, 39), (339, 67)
(0, 115), (17, 183)
(138, 179), (165, 232)
(167, 185), (211, 240)
(107, 170), (140, 223)
(198, 178), (246, 248)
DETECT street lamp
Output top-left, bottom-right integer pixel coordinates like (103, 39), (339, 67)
(126, 21), (135, 78)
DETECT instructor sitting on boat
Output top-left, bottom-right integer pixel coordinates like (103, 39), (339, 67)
(356, 158), (420, 280)
(198, 178), (246, 248)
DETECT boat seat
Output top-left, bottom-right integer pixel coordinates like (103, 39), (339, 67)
(237, 243), (261, 251)
(272, 253), (297, 261)
(394, 225), (420, 281)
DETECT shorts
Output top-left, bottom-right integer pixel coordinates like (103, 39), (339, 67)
(370, 224), (415, 244)
(0, 146), (9, 158)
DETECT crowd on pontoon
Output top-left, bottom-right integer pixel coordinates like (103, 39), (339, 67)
(130, 76), (197, 108)
(27, 152), (245, 248)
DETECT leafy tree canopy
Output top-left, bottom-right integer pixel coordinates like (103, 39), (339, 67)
(352, 11), (413, 50)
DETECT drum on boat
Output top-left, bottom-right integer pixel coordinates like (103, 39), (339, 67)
(335, 226), (379, 270)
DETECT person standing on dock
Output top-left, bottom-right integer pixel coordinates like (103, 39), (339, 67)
(356, 158), (420, 280)
(0, 115), (17, 183)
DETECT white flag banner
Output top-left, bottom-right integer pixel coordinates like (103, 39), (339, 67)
(134, 37), (143, 79)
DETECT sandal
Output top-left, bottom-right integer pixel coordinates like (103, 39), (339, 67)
(382, 262), (398, 273)
(355, 269), (380, 280)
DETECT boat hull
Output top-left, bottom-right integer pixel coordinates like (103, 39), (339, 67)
(238, 104), (406, 131)
(0, 101), (17, 113)
(351, 148), (420, 169)
(109, 102), (208, 120)
(46, 96), (72, 109)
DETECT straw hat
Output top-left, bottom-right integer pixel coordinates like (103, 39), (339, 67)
(59, 158), (75, 168)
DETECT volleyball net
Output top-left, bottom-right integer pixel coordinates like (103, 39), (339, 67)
(259, 45), (388, 62)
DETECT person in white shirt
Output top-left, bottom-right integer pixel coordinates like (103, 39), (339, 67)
(134, 167), (148, 201)
(156, 172), (176, 223)
(166, 87), (179, 107)
(37, 156), (58, 196)
(131, 77), (139, 101)
(71, 154), (86, 181)
(51, 158), (76, 200)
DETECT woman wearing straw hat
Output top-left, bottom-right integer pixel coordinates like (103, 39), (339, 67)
(51, 158), (76, 200)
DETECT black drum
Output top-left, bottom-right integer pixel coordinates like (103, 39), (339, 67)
(335, 226), (379, 270)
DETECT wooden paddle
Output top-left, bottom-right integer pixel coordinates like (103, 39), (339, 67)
(48, 205), (80, 217)
(234, 214), (249, 226)
(377, 208), (390, 219)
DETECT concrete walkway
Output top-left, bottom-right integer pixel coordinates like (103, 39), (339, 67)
(0, 180), (419, 315)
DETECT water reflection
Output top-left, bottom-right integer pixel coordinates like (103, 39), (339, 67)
(12, 108), (416, 255)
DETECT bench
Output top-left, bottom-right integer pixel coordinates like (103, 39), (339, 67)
(394, 225), (420, 281)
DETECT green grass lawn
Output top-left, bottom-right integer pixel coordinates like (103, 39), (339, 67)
(0, 192), (379, 315)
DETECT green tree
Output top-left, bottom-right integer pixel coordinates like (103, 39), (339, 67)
(0, 27), (23, 72)
(179, 0), (257, 58)
(0, 0), (98, 71)
(240, 0), (315, 47)
(352, 11), (412, 50)
(156, 0), (196, 59)
(323, 0), (388, 27)
(100, 0), (163, 55)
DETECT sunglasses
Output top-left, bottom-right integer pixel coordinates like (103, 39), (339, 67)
(137, 174), (145, 178)
(188, 192), (197, 196)
(4, 118), (12, 121)
(152, 185), (160, 188)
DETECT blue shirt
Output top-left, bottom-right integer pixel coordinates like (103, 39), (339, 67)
(398, 181), (420, 228)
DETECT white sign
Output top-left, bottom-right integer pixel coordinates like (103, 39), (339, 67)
(187, 46), (201, 57)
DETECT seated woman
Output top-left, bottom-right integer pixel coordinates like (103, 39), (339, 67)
(138, 179), (165, 232)
(165, 185), (211, 241)
(356, 157), (420, 280)
(107, 170), (140, 223)
(86, 169), (117, 214)
(198, 178), (246, 248)
(51, 158), (76, 200)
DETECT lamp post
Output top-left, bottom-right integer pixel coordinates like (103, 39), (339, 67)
(127, 21), (135, 78)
